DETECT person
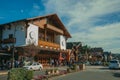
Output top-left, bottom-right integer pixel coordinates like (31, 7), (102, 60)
(50, 59), (54, 67)
(1, 60), (5, 70)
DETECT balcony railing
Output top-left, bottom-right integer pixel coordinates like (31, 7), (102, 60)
(38, 40), (60, 49)
(2, 38), (16, 44)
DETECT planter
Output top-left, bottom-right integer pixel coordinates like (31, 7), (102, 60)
(54, 69), (59, 74)
(79, 64), (85, 70)
(46, 71), (51, 75)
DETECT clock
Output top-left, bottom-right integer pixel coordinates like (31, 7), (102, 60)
(62, 40), (64, 46)
(29, 31), (35, 39)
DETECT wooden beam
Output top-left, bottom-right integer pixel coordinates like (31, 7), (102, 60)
(33, 19), (47, 29)
(46, 24), (63, 34)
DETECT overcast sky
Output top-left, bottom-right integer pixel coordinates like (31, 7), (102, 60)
(0, 0), (120, 54)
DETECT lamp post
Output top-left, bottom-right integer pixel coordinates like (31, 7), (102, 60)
(12, 45), (15, 68)
(12, 26), (16, 68)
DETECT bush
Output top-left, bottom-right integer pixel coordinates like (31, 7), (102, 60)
(25, 70), (33, 80)
(103, 62), (109, 66)
(7, 68), (33, 80)
(72, 64), (78, 71)
(67, 68), (71, 73)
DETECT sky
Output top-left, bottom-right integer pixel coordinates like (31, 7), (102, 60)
(0, 0), (120, 54)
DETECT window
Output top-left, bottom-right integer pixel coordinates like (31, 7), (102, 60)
(9, 34), (13, 38)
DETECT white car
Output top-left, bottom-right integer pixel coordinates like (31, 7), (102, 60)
(109, 60), (120, 69)
(23, 62), (43, 70)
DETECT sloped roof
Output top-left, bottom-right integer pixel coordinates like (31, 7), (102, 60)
(27, 14), (71, 38)
(67, 42), (82, 49)
(0, 14), (71, 38)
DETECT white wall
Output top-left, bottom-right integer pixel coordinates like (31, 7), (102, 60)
(26, 23), (38, 46)
(55, 35), (66, 50)
(2, 24), (26, 47)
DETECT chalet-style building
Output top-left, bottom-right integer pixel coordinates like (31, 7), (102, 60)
(89, 47), (103, 64)
(0, 14), (71, 67)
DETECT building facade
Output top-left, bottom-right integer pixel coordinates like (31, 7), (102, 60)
(0, 14), (71, 67)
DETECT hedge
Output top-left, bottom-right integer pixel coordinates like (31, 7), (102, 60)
(7, 68), (33, 80)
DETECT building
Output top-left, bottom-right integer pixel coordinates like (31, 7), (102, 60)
(0, 14), (71, 67)
(89, 47), (103, 64)
(67, 42), (82, 62)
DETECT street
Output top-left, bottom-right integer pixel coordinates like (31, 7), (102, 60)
(51, 66), (120, 80)
(0, 66), (120, 80)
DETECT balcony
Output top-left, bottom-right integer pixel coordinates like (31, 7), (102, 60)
(38, 40), (60, 49)
(3, 38), (16, 44)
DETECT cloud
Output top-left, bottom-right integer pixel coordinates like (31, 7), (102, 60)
(29, 3), (45, 16)
(41, 0), (120, 53)
(69, 22), (120, 51)
(43, 0), (120, 27)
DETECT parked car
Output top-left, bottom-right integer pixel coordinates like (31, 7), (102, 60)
(94, 61), (102, 65)
(23, 62), (43, 70)
(109, 60), (120, 69)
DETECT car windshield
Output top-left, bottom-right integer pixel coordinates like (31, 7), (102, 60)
(25, 63), (32, 66)
(110, 61), (118, 63)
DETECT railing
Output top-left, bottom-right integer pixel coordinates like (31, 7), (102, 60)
(2, 38), (16, 44)
(38, 40), (60, 49)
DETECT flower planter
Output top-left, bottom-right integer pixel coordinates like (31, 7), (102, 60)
(79, 64), (85, 70)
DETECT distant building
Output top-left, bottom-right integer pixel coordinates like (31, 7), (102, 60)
(89, 47), (103, 64)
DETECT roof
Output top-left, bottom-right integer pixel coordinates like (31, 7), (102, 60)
(0, 13), (71, 38)
(90, 47), (103, 52)
(67, 42), (82, 49)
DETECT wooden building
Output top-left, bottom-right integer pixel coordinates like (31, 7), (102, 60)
(0, 14), (71, 67)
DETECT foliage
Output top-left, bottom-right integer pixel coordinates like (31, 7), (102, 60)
(7, 68), (33, 80)
(103, 62), (109, 66)
(67, 68), (71, 73)
(71, 64), (78, 71)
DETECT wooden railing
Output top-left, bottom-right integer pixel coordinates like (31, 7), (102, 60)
(2, 38), (16, 44)
(38, 40), (60, 49)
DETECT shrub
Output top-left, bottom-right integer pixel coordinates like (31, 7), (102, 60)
(72, 64), (78, 71)
(25, 70), (33, 80)
(103, 62), (109, 66)
(7, 68), (33, 80)
(67, 68), (71, 73)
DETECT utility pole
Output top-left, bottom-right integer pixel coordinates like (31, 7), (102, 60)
(12, 26), (16, 68)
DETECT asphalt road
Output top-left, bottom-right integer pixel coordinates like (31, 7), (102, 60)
(51, 66), (120, 80)
(0, 66), (120, 80)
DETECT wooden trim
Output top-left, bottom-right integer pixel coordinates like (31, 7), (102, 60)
(3, 38), (16, 44)
(33, 19), (47, 29)
(38, 40), (60, 49)
(44, 28), (47, 41)
(46, 24), (63, 34)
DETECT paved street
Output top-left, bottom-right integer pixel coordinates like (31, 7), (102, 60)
(51, 66), (120, 80)
(0, 66), (120, 80)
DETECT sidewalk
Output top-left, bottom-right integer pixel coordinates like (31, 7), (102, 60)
(0, 70), (8, 75)
(0, 66), (68, 76)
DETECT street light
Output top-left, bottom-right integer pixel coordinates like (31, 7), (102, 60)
(12, 26), (16, 68)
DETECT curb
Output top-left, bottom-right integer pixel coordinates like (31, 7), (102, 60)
(0, 71), (8, 75)
(49, 70), (85, 80)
